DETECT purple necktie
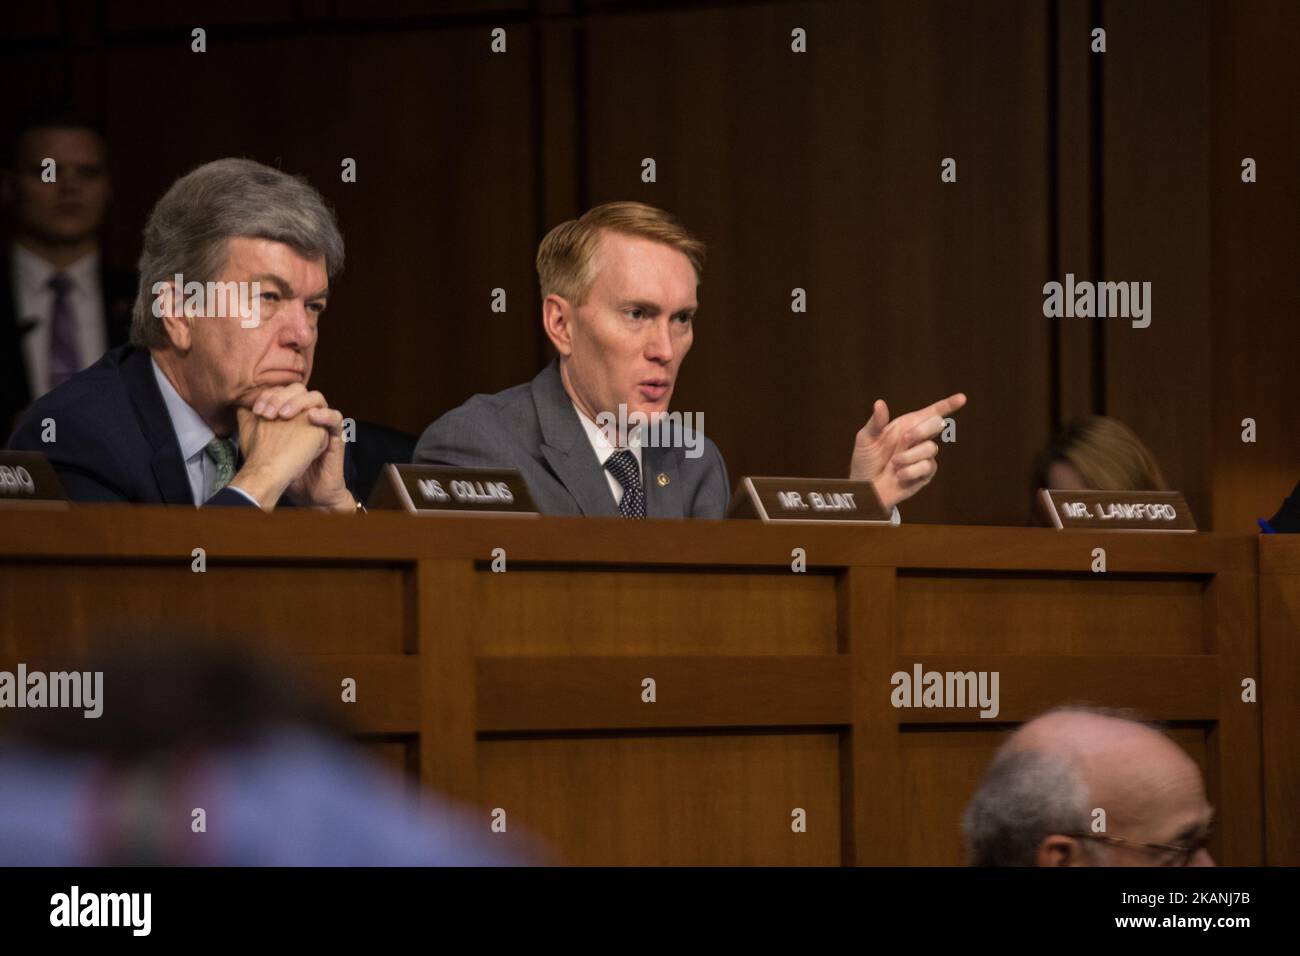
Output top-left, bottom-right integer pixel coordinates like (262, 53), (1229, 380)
(47, 272), (81, 389)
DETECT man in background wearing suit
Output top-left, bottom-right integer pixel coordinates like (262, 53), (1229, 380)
(6, 157), (359, 511)
(0, 106), (136, 441)
(414, 201), (966, 518)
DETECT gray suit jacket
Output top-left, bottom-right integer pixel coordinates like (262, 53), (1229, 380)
(413, 361), (730, 518)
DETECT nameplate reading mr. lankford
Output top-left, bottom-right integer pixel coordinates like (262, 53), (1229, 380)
(368, 465), (539, 516)
(728, 477), (895, 524)
(1038, 489), (1196, 532)
(0, 451), (68, 509)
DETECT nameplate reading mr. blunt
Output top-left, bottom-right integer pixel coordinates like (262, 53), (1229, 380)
(0, 452), (68, 509)
(1038, 489), (1197, 532)
(369, 464), (538, 516)
(728, 477), (895, 524)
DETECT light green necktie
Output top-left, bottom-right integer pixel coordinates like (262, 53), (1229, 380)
(204, 437), (236, 496)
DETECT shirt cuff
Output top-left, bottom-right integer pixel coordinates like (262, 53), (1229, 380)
(222, 485), (262, 508)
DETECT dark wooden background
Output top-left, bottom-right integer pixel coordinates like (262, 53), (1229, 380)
(2, 0), (1294, 529)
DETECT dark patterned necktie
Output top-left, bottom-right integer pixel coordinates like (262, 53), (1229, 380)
(205, 437), (236, 496)
(605, 449), (645, 519)
(47, 272), (81, 388)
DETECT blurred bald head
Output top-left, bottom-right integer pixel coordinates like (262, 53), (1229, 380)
(963, 707), (1215, 867)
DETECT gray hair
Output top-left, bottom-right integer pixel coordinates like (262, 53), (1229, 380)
(130, 158), (344, 348)
(962, 748), (1097, 866)
(962, 705), (1160, 866)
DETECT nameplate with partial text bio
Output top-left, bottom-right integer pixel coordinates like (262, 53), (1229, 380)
(0, 452), (68, 509)
(1038, 489), (1197, 532)
(728, 476), (896, 524)
(368, 464), (539, 516)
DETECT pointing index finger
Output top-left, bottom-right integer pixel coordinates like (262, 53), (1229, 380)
(928, 392), (967, 419)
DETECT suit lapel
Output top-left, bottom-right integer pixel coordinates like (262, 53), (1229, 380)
(120, 347), (192, 504)
(532, 362), (618, 517)
(539, 442), (619, 517)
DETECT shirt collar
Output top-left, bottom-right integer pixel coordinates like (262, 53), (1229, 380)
(65, 249), (100, 289)
(13, 244), (99, 296)
(151, 357), (218, 463)
(571, 401), (642, 464)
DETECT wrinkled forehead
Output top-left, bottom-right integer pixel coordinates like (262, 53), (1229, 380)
(220, 237), (328, 291)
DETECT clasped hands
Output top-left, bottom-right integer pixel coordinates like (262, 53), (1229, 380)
(228, 383), (355, 513)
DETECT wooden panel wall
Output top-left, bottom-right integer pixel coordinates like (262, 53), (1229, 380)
(1260, 538), (1300, 865)
(579, 1), (1051, 527)
(1101, 0), (1212, 524)
(0, 509), (1272, 865)
(1208, 0), (1299, 532)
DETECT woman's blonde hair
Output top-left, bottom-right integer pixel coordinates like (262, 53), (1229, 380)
(1031, 415), (1167, 491)
(536, 201), (706, 304)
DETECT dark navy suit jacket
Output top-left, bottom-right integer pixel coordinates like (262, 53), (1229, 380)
(5, 344), (353, 507)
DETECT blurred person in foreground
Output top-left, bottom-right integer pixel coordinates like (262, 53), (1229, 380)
(0, 644), (527, 865)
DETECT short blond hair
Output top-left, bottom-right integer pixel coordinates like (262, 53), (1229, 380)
(1031, 415), (1168, 491)
(536, 201), (706, 303)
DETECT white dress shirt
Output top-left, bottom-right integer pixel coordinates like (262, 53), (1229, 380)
(151, 358), (258, 507)
(572, 402), (643, 506)
(12, 244), (107, 399)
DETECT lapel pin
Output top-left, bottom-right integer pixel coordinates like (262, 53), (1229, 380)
(657, 473), (669, 487)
